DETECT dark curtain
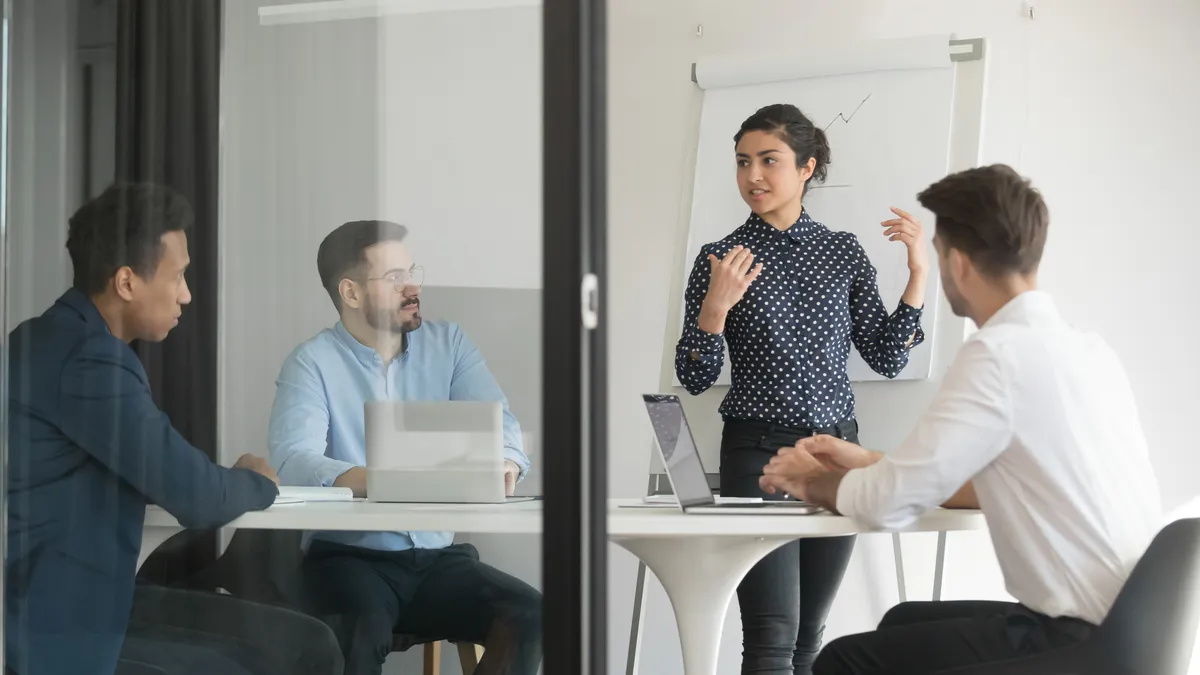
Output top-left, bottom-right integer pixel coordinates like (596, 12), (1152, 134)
(115, 0), (221, 579)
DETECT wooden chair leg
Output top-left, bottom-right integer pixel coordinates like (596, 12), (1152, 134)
(456, 643), (483, 674)
(423, 641), (443, 675)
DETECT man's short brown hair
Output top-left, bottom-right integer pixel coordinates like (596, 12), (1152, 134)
(917, 164), (1049, 277)
(317, 220), (408, 311)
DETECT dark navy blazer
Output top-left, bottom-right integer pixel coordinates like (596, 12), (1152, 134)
(5, 289), (277, 675)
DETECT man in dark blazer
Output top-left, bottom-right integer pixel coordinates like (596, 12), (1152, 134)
(5, 183), (280, 675)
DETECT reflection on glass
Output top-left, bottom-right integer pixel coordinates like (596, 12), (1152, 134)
(4, 0), (547, 674)
(0, 3), (8, 668)
(218, 3), (547, 674)
(1, 1), (7, 236)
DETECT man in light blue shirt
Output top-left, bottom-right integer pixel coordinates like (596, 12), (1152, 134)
(268, 220), (540, 675)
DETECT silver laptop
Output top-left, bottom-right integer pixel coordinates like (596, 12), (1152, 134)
(639, 394), (822, 514)
(364, 400), (517, 504)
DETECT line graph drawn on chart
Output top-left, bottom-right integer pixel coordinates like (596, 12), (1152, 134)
(824, 93), (873, 130)
(811, 94), (872, 208)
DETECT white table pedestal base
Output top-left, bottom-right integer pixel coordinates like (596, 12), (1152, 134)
(614, 535), (797, 675)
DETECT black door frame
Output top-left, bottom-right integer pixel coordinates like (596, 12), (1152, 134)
(542, 0), (607, 673)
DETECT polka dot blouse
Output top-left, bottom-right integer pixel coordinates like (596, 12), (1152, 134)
(675, 211), (924, 429)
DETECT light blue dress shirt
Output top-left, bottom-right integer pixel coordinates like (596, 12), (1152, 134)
(267, 320), (530, 551)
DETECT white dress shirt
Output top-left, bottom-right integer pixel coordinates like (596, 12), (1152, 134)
(837, 291), (1162, 625)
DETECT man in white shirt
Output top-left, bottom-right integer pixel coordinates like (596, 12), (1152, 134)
(759, 164), (1163, 675)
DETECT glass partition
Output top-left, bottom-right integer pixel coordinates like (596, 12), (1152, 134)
(0, 0), (9, 664)
(1, 0), (606, 673)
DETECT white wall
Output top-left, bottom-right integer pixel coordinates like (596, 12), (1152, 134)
(6, 0), (114, 328)
(6, 0), (79, 327)
(606, 0), (1200, 673)
(377, 10), (542, 290)
(219, 3), (543, 468)
(220, 1), (383, 476)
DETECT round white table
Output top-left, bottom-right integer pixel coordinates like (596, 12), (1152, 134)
(142, 499), (984, 675)
(608, 502), (984, 675)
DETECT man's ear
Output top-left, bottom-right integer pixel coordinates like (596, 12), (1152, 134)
(113, 267), (136, 301)
(947, 247), (971, 285)
(339, 278), (363, 310)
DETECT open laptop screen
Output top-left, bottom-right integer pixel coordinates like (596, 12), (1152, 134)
(642, 394), (715, 509)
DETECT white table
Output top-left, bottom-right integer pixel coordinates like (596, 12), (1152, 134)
(142, 500), (984, 675)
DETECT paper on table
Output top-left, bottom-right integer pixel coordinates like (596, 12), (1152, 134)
(271, 496), (305, 506)
(277, 486), (356, 502)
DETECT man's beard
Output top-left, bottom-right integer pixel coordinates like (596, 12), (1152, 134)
(365, 297), (422, 333)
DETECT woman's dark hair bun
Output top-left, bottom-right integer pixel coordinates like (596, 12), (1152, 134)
(810, 126), (831, 184)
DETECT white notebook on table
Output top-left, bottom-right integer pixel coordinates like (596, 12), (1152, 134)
(273, 486), (357, 505)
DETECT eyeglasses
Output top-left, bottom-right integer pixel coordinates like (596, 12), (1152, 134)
(367, 265), (424, 291)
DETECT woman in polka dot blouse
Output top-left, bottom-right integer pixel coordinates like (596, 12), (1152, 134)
(675, 103), (928, 675)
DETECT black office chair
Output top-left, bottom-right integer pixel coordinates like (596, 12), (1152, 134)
(957, 517), (1200, 675)
(126, 583), (344, 675)
(190, 528), (484, 675)
(136, 530), (343, 675)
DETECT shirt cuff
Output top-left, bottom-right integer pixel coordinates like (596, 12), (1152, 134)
(683, 323), (725, 356)
(835, 467), (868, 520)
(889, 302), (925, 347)
(311, 456), (360, 488)
(504, 447), (531, 482)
